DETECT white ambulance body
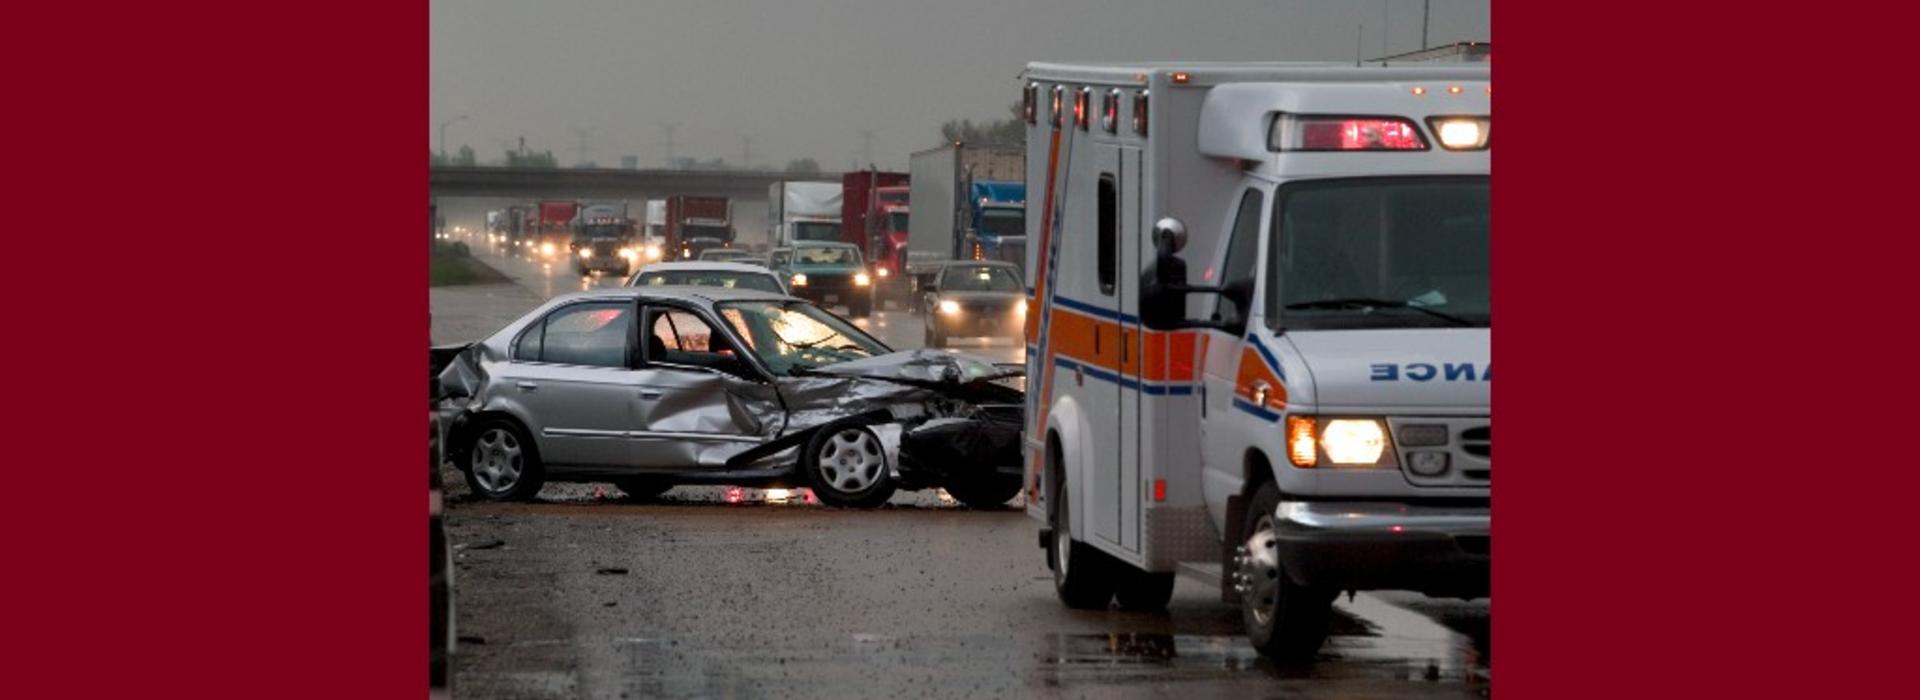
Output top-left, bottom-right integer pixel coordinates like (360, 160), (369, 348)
(1021, 62), (1489, 659)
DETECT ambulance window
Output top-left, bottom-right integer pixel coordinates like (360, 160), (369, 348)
(1215, 189), (1264, 332)
(1097, 175), (1117, 295)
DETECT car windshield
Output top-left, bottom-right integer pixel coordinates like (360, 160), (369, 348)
(979, 209), (1023, 239)
(794, 246), (860, 265)
(633, 271), (784, 293)
(1270, 176), (1489, 330)
(716, 300), (891, 374)
(941, 265), (1022, 292)
(793, 222), (841, 242)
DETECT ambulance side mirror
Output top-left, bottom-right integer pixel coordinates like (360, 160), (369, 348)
(1140, 218), (1207, 330)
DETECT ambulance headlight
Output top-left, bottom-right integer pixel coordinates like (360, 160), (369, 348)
(1427, 116), (1491, 151)
(1286, 416), (1396, 467)
(1321, 419), (1389, 465)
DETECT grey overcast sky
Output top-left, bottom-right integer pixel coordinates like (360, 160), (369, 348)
(431, 0), (1489, 171)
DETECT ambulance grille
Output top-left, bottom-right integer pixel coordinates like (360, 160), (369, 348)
(1460, 426), (1490, 459)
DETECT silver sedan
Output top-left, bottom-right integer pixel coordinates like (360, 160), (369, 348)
(433, 286), (1026, 509)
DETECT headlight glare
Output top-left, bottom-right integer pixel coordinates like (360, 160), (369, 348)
(854, 272), (871, 286)
(1321, 419), (1388, 465)
(938, 300), (961, 315)
(791, 273), (808, 287)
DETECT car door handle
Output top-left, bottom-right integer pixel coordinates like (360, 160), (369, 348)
(638, 390), (663, 400)
(516, 381), (538, 392)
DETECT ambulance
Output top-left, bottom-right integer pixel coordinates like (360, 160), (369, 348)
(1020, 62), (1490, 659)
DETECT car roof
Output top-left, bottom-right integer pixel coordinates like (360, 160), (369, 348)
(631, 261), (776, 275)
(555, 285), (794, 305)
(785, 241), (856, 249)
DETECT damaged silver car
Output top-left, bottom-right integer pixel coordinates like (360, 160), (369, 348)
(431, 287), (1025, 509)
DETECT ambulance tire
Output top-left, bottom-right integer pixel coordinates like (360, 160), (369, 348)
(1051, 486), (1117, 609)
(1113, 568), (1177, 611)
(1240, 481), (1338, 661)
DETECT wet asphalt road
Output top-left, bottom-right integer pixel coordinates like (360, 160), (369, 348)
(432, 230), (1490, 698)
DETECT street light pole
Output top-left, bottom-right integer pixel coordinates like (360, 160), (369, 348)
(438, 115), (468, 160)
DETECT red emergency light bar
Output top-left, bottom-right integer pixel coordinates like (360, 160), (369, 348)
(1270, 115), (1429, 152)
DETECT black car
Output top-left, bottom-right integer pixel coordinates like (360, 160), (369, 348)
(921, 262), (1026, 347)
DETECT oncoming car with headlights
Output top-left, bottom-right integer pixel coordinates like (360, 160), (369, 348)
(921, 261), (1027, 347)
(767, 242), (876, 318)
(626, 261), (787, 294)
(434, 287), (1028, 509)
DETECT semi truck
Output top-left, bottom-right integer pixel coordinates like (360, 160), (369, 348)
(533, 200), (579, 260)
(568, 202), (640, 276)
(1021, 62), (1491, 661)
(842, 169), (910, 303)
(767, 181), (843, 248)
(664, 195), (734, 260)
(909, 143), (1025, 267)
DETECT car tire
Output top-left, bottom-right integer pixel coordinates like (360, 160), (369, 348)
(1238, 480), (1338, 660)
(1051, 484), (1116, 609)
(802, 421), (896, 509)
(850, 298), (873, 319)
(943, 473), (1022, 510)
(459, 418), (544, 501)
(1113, 568), (1177, 611)
(611, 477), (672, 501)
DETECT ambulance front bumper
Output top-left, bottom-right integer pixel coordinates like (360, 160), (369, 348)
(1270, 501), (1489, 598)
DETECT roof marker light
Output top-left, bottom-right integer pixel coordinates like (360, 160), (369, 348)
(1101, 88), (1120, 134)
(1171, 71), (1191, 84)
(1410, 86), (1427, 96)
(1132, 89), (1150, 136)
(1022, 81), (1039, 124)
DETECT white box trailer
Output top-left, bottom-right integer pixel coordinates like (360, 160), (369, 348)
(908, 144), (1023, 260)
(766, 181), (843, 248)
(1020, 62), (1490, 660)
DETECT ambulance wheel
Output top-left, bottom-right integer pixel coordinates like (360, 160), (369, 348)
(1237, 481), (1337, 660)
(1114, 568), (1177, 611)
(1051, 485), (1116, 609)
(802, 421), (895, 509)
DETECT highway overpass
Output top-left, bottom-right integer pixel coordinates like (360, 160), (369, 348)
(429, 166), (829, 200)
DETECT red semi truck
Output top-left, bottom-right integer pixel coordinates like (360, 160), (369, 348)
(842, 170), (910, 303)
(532, 200), (579, 260)
(664, 195), (734, 260)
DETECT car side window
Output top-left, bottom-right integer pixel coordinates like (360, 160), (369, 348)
(514, 321), (544, 360)
(646, 308), (745, 372)
(1215, 188), (1265, 333)
(531, 302), (633, 368)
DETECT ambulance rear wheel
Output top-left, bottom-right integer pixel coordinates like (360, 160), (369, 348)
(1238, 481), (1338, 660)
(1051, 486), (1116, 609)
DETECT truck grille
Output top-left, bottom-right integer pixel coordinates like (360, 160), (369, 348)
(1390, 418), (1490, 489)
(1460, 426), (1490, 458)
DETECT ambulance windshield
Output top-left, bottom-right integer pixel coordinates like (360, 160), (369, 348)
(1270, 177), (1489, 330)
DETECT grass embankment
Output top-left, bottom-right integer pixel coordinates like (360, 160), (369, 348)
(429, 240), (512, 286)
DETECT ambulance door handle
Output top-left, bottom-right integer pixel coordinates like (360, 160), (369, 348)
(1251, 380), (1272, 407)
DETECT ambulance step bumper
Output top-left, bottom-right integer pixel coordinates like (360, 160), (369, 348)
(1271, 501), (1489, 599)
